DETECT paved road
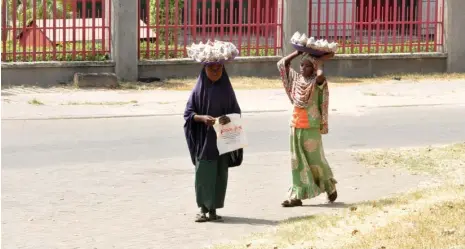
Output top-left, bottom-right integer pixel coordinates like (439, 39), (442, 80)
(2, 105), (465, 169)
(2, 105), (465, 249)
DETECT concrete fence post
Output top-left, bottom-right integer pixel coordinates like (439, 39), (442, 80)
(445, 0), (465, 73)
(111, 0), (138, 81)
(282, 0), (309, 57)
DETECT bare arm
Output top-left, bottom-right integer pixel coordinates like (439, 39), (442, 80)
(315, 52), (335, 85)
(280, 51), (302, 76)
(277, 51), (302, 103)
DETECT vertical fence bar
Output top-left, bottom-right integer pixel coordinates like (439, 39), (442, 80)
(165, 0), (169, 58)
(174, 0), (179, 56)
(426, 0), (431, 52)
(109, 0), (112, 54)
(384, 0), (389, 52)
(202, 0), (206, 42)
(264, 0), (270, 56)
(375, 0), (381, 53)
(211, 0), (215, 41)
(400, 0), (405, 52)
(63, 0), (67, 60)
(238, 0), (243, 54)
(92, 0), (96, 57)
(359, 0), (363, 52)
(308, 0), (312, 36)
(351, 0), (355, 53)
(409, 0), (414, 52)
(342, 0), (347, 52)
(156, 0), (160, 57)
(53, 0), (57, 60)
(393, 0), (397, 52)
(1, 0), (6, 61)
(335, 0), (338, 42)
(42, 0), (47, 60)
(441, 0), (445, 51)
(183, 0), (188, 56)
(279, 0), (283, 53)
(72, 0), (76, 60)
(145, 0), (150, 59)
(82, 0), (87, 59)
(367, 0), (372, 52)
(22, 0), (27, 60)
(317, 0), (321, 38)
(230, 0), (234, 42)
(192, 0), (196, 43)
(220, 0), (225, 40)
(247, 0), (251, 55)
(102, 0), (106, 57)
(417, 0), (422, 52)
(325, 0), (329, 39)
(433, 0), (439, 51)
(12, 0), (16, 61)
(255, 0), (261, 55)
(137, 0), (140, 58)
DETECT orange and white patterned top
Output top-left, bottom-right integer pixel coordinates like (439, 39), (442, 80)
(277, 57), (329, 134)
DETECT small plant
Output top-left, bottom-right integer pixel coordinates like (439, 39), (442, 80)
(28, 98), (44, 105)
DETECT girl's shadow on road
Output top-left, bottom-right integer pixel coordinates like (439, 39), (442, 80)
(219, 202), (347, 225)
(220, 216), (278, 226)
(302, 201), (349, 208)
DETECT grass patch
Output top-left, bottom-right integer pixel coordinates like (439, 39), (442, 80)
(116, 73), (465, 91)
(363, 92), (378, 96)
(211, 143), (465, 249)
(342, 197), (465, 249)
(28, 98), (44, 105)
(63, 100), (138, 106)
(355, 143), (465, 176)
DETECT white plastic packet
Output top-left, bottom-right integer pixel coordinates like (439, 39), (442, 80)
(213, 113), (248, 155)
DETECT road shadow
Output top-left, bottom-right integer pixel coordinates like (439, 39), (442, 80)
(303, 201), (349, 209)
(220, 216), (278, 226)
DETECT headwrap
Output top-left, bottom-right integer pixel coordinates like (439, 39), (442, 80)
(183, 67), (243, 166)
(277, 53), (330, 134)
(289, 53), (321, 108)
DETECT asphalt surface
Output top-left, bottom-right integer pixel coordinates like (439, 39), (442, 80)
(2, 105), (465, 169)
(2, 105), (464, 249)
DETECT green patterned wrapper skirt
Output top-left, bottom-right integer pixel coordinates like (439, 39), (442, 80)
(288, 127), (337, 200)
(195, 155), (229, 211)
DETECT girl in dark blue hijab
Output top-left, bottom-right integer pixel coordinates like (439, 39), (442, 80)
(184, 63), (243, 222)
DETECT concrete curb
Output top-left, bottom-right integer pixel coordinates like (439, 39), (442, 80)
(3, 103), (464, 121)
(1, 109), (290, 121)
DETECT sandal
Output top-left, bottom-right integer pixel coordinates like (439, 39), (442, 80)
(208, 210), (224, 222)
(328, 191), (338, 203)
(281, 199), (303, 207)
(195, 213), (209, 223)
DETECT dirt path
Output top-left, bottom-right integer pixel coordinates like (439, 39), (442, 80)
(1, 151), (427, 249)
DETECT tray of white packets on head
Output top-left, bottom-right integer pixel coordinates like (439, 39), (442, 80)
(187, 40), (240, 65)
(290, 31), (339, 57)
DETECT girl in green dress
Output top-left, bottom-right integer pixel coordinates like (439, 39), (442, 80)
(277, 50), (337, 207)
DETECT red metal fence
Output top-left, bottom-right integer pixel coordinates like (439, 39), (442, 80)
(1, 0), (446, 62)
(1, 0), (111, 62)
(137, 0), (284, 60)
(308, 0), (445, 53)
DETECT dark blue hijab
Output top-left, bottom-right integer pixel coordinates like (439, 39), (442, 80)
(183, 66), (243, 166)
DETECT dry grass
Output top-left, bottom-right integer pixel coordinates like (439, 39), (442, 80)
(342, 196), (465, 249)
(210, 143), (465, 249)
(118, 72), (465, 91)
(28, 98), (44, 105)
(62, 100), (138, 106)
(356, 143), (465, 177)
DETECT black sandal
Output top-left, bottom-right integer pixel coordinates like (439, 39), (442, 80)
(208, 210), (223, 222)
(328, 191), (338, 203)
(195, 213), (209, 223)
(281, 199), (303, 207)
